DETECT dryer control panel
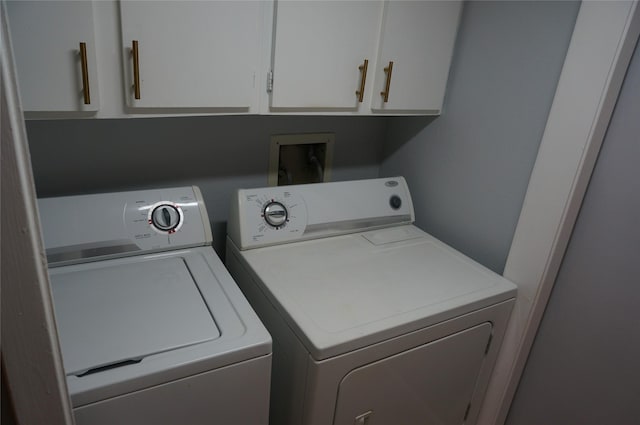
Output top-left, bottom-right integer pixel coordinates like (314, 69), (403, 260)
(39, 186), (212, 267)
(228, 177), (415, 250)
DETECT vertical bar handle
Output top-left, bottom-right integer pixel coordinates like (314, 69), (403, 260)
(355, 59), (369, 103)
(380, 61), (394, 103)
(132, 40), (141, 99)
(79, 42), (91, 104)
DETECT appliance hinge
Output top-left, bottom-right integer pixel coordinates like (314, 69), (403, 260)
(267, 70), (274, 93)
(463, 402), (471, 421)
(485, 332), (494, 355)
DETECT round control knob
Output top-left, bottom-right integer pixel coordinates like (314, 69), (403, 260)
(150, 204), (182, 232)
(263, 201), (288, 228)
(389, 195), (402, 210)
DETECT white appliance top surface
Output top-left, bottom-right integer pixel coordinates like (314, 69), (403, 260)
(48, 247), (271, 407)
(50, 257), (220, 376)
(238, 225), (516, 359)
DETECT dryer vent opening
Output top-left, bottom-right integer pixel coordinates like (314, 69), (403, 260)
(268, 133), (335, 186)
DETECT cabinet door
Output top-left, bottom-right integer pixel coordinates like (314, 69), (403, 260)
(119, 1), (263, 110)
(6, 1), (100, 113)
(270, 0), (382, 111)
(371, 1), (462, 113)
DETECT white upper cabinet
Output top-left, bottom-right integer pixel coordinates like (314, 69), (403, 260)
(269, 1), (383, 111)
(119, 1), (263, 111)
(6, 0), (461, 117)
(268, 0), (461, 115)
(6, 1), (100, 113)
(370, 1), (462, 114)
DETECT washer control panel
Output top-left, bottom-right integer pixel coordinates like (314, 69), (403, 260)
(39, 186), (212, 266)
(228, 177), (415, 250)
(123, 188), (210, 253)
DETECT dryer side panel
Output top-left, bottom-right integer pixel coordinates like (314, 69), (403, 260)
(226, 239), (309, 425)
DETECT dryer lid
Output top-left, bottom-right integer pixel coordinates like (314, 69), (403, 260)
(49, 257), (220, 376)
(240, 225), (516, 360)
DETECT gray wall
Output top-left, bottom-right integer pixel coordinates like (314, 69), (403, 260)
(27, 1), (581, 273)
(380, 1), (580, 273)
(27, 115), (386, 256)
(506, 40), (640, 425)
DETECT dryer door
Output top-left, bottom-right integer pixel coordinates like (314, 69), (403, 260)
(333, 322), (492, 425)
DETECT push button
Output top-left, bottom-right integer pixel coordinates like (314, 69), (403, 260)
(389, 195), (402, 210)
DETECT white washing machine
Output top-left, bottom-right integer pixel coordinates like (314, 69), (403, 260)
(226, 177), (517, 425)
(38, 186), (272, 425)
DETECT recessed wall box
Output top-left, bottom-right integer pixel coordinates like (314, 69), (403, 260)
(268, 133), (335, 186)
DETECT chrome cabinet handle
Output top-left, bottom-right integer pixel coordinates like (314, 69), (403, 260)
(132, 40), (141, 99)
(79, 42), (91, 104)
(355, 59), (369, 103)
(380, 61), (394, 103)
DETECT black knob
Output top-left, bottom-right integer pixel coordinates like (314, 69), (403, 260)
(389, 195), (402, 210)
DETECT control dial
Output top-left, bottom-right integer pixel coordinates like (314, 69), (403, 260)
(148, 202), (184, 234)
(263, 201), (288, 228)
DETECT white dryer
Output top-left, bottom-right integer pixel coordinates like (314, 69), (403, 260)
(39, 186), (271, 425)
(226, 177), (516, 425)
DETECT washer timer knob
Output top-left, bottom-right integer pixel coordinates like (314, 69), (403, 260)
(263, 201), (288, 228)
(149, 202), (183, 234)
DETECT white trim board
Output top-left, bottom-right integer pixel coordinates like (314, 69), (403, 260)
(1, 2), (74, 424)
(478, 1), (640, 424)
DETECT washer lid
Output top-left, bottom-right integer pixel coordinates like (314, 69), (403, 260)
(49, 257), (220, 376)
